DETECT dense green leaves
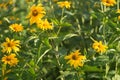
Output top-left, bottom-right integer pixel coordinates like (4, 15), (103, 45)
(0, 0), (120, 80)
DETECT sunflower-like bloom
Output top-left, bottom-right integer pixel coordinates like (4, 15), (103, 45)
(9, 23), (23, 32)
(57, 1), (71, 9)
(1, 37), (20, 53)
(64, 50), (86, 68)
(37, 19), (53, 30)
(2, 54), (19, 66)
(92, 40), (108, 53)
(101, 0), (116, 6)
(27, 4), (46, 25)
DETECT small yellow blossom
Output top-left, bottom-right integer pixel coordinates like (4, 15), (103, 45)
(26, 0), (34, 2)
(2, 54), (19, 66)
(0, 20), (2, 25)
(53, 0), (58, 2)
(0, 0), (13, 10)
(27, 28), (36, 33)
(1, 37), (20, 53)
(9, 23), (23, 32)
(64, 50), (86, 68)
(9, 16), (19, 21)
(3, 77), (8, 80)
(8, 0), (13, 5)
(117, 9), (120, 13)
(92, 40), (108, 53)
(27, 4), (46, 25)
(37, 19), (53, 30)
(118, 16), (120, 20)
(101, 0), (116, 6)
(57, 1), (71, 9)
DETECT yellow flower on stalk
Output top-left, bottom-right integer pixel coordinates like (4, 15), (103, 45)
(64, 50), (86, 68)
(37, 19), (53, 30)
(57, 1), (71, 9)
(1, 37), (20, 53)
(101, 0), (116, 6)
(2, 54), (19, 66)
(27, 4), (46, 25)
(92, 40), (108, 53)
(9, 23), (23, 32)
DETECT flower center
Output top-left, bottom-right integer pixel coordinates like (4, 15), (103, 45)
(7, 42), (13, 47)
(43, 23), (47, 27)
(98, 44), (102, 49)
(32, 10), (38, 16)
(72, 55), (78, 60)
(13, 27), (18, 30)
(6, 57), (11, 61)
(106, 0), (110, 3)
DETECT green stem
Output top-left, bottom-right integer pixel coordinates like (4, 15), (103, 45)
(104, 63), (110, 79)
(57, 8), (65, 36)
(61, 8), (65, 22)
(55, 45), (61, 66)
(37, 43), (43, 59)
(117, 0), (120, 24)
(115, 55), (118, 74)
(117, 0), (119, 10)
(1, 64), (6, 80)
(57, 26), (62, 36)
(75, 18), (81, 35)
(100, 2), (104, 12)
(36, 49), (51, 65)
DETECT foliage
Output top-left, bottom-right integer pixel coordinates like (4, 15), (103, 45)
(0, 0), (120, 80)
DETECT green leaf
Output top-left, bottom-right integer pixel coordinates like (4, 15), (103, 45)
(51, 18), (60, 25)
(42, 38), (52, 48)
(65, 11), (75, 16)
(57, 71), (75, 79)
(97, 55), (109, 62)
(112, 74), (120, 80)
(60, 22), (72, 27)
(83, 65), (104, 72)
(63, 33), (78, 40)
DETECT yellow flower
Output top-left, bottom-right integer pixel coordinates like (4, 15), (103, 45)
(27, 28), (36, 33)
(92, 40), (108, 53)
(57, 1), (71, 9)
(8, 0), (13, 5)
(0, 20), (2, 25)
(117, 9), (120, 13)
(0, 3), (8, 10)
(2, 54), (19, 66)
(9, 23), (23, 32)
(27, 4), (46, 25)
(26, 0), (33, 2)
(37, 19), (53, 30)
(9, 16), (19, 21)
(3, 77), (8, 80)
(118, 16), (120, 20)
(53, 0), (58, 2)
(1, 37), (20, 53)
(64, 50), (86, 68)
(101, 0), (116, 6)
